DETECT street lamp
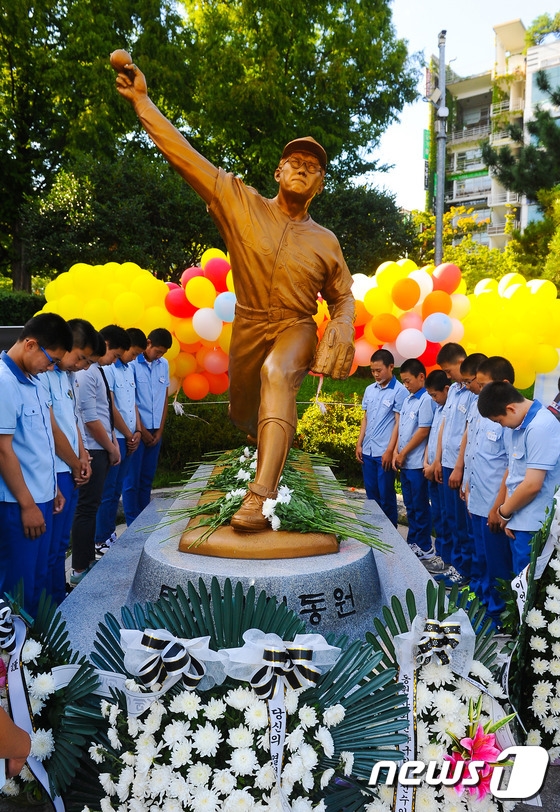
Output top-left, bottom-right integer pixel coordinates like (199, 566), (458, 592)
(434, 30), (448, 266)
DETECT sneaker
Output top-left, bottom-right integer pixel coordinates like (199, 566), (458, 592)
(69, 561), (96, 587)
(408, 543), (435, 562)
(423, 555), (449, 574)
(95, 532), (117, 559)
(435, 567), (468, 589)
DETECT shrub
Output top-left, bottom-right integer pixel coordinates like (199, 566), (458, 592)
(295, 392), (363, 485)
(0, 291), (46, 325)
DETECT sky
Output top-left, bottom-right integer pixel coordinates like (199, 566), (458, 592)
(366, 0), (560, 211)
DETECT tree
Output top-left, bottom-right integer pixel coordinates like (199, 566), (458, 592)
(526, 13), (560, 47)
(410, 206), (489, 266)
(311, 185), (415, 275)
(175, 0), (420, 192)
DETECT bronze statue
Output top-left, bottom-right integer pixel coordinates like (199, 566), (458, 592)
(114, 59), (355, 534)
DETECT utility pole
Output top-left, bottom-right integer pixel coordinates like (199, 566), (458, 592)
(435, 30), (448, 267)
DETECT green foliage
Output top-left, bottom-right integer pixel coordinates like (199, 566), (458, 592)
(22, 152), (224, 279)
(312, 184), (416, 275)
(443, 235), (521, 290)
(526, 13), (560, 47)
(0, 291), (45, 324)
(296, 393), (364, 484)
(410, 205), (489, 267)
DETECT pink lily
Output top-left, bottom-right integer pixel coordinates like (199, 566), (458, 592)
(0, 658), (6, 688)
(460, 724), (501, 763)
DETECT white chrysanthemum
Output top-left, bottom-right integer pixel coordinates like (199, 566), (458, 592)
(554, 731), (560, 745)
(270, 514), (281, 531)
(126, 716), (139, 737)
(107, 727), (121, 750)
(99, 773), (118, 796)
(415, 680), (435, 711)
(545, 597), (560, 615)
(322, 704), (345, 728)
(549, 660), (560, 676)
(315, 726), (334, 758)
(445, 717), (468, 740)
(419, 661), (454, 687)
(364, 801), (391, 812)
(535, 680), (554, 699)
(162, 719), (191, 745)
(193, 722), (223, 757)
(469, 660), (493, 683)
(526, 608), (547, 629)
(298, 705), (318, 729)
(548, 583), (560, 599)
(339, 751), (354, 776)
(136, 752), (156, 774)
(485, 679), (506, 699)
(416, 720), (430, 748)
(261, 498), (277, 518)
(169, 690), (202, 718)
(205, 698), (226, 720)
(551, 696), (560, 715)
(542, 716), (558, 733)
(292, 798), (313, 812)
(226, 488), (247, 500)
(89, 743), (106, 764)
(245, 699), (268, 730)
(531, 697), (549, 718)
(30, 728), (55, 761)
(100, 700), (111, 718)
(129, 799), (148, 812)
(320, 768), (335, 789)
(313, 802), (326, 812)
(454, 677), (480, 702)
(171, 739), (192, 768)
(257, 732), (270, 752)
(122, 751), (135, 766)
(429, 716), (453, 745)
(283, 755), (305, 784)
(124, 679), (142, 693)
(526, 729), (543, 745)
(432, 688), (463, 718)
(530, 635), (548, 653)
(255, 763), (276, 790)
(223, 789), (256, 811)
(236, 468), (251, 481)
(550, 746), (560, 760)
(378, 785), (395, 805)
(285, 690), (301, 715)
(19, 764), (34, 783)
(286, 727), (305, 752)
(190, 787), (220, 812)
(29, 671), (57, 700)
(553, 643), (560, 658)
(277, 485), (293, 504)
(1, 778), (19, 796)
(135, 732), (158, 756)
(415, 786), (437, 811)
(30, 696), (45, 715)
(108, 704), (121, 726)
(189, 762), (212, 786)
(227, 725), (253, 748)
(229, 747), (259, 776)
(299, 742), (319, 770)
(549, 619), (560, 638)
(169, 776), (190, 804)
(419, 740), (445, 762)
(212, 770), (237, 795)
(163, 800), (184, 812)
(226, 687), (254, 710)
(116, 766), (134, 802)
(22, 639), (42, 664)
(533, 658), (549, 675)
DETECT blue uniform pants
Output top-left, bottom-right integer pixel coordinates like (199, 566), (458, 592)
(470, 513), (513, 624)
(122, 432), (162, 525)
(509, 529), (533, 576)
(428, 479), (449, 561)
(0, 500), (54, 617)
(400, 468), (432, 553)
(49, 472), (79, 605)
(441, 467), (478, 589)
(362, 454), (398, 526)
(95, 437), (134, 543)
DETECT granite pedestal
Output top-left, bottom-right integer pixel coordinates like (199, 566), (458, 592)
(60, 467), (432, 657)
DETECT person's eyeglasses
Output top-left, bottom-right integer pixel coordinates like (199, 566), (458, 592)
(39, 346), (58, 366)
(285, 156), (322, 174)
(462, 376), (476, 385)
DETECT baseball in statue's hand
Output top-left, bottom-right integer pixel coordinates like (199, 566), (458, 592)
(110, 49), (133, 71)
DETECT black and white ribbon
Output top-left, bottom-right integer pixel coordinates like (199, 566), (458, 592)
(0, 599), (16, 654)
(415, 618), (461, 666)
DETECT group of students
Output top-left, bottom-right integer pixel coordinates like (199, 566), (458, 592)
(0, 313), (172, 617)
(357, 342), (560, 627)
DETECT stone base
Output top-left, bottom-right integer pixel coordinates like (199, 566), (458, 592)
(179, 523), (339, 559)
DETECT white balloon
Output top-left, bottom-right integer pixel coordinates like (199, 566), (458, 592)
(192, 308), (223, 342)
(408, 270), (433, 303)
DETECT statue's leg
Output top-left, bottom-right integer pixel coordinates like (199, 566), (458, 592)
(227, 317), (269, 438)
(230, 319), (316, 534)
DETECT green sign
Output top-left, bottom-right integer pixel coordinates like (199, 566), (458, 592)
(423, 130), (431, 160)
(448, 169), (488, 181)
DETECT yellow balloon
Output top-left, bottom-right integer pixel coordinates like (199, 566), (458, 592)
(450, 293), (470, 320)
(83, 298), (113, 330)
(165, 336), (181, 362)
(174, 318), (199, 345)
(527, 278), (558, 302)
(421, 264), (435, 276)
(478, 335), (504, 358)
(174, 351), (197, 378)
(185, 276), (217, 309)
(55, 272), (76, 297)
(363, 286), (393, 316)
(375, 261), (406, 292)
(226, 270), (235, 292)
(455, 278), (467, 295)
(141, 305), (171, 334)
(69, 264), (93, 295)
(508, 332), (534, 366)
(119, 262), (144, 280)
(497, 272), (526, 296)
(534, 344), (559, 374)
(218, 322), (232, 354)
(396, 258), (417, 272)
(201, 247), (228, 267)
(131, 272), (162, 305)
(68, 262), (92, 276)
(513, 364), (536, 391)
(474, 278), (498, 296)
(57, 294), (83, 320)
(44, 279), (60, 302)
(113, 291), (145, 325)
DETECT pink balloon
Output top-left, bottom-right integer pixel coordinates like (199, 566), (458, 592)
(382, 341), (406, 367)
(181, 266), (204, 287)
(354, 338), (377, 366)
(432, 263), (462, 294)
(165, 282), (180, 290)
(399, 311), (423, 331)
(395, 327), (427, 359)
(203, 347), (229, 374)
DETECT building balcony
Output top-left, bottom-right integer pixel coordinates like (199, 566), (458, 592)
(445, 188), (491, 203)
(487, 220), (520, 235)
(488, 192), (520, 206)
(491, 99), (524, 116)
(448, 124), (491, 144)
(489, 129), (515, 145)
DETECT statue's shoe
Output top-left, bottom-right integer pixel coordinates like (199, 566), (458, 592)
(230, 484), (275, 533)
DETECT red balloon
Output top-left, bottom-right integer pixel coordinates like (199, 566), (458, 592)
(432, 263), (462, 294)
(354, 323), (365, 340)
(204, 371), (229, 395)
(180, 266), (204, 288)
(165, 281), (180, 290)
(182, 372), (210, 400)
(165, 288), (197, 318)
(418, 341), (441, 367)
(203, 257), (231, 292)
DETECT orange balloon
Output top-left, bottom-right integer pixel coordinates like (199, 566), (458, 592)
(391, 278), (420, 310)
(182, 372), (210, 400)
(354, 299), (370, 327)
(363, 319), (382, 346)
(422, 290), (452, 319)
(204, 371), (229, 395)
(371, 313), (401, 343)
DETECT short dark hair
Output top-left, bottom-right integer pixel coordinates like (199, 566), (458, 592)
(478, 381), (524, 417)
(67, 318), (98, 351)
(100, 324), (131, 350)
(126, 327), (148, 350)
(400, 358), (426, 377)
(436, 342), (466, 365)
(148, 328), (173, 350)
(19, 313), (73, 353)
(94, 331), (106, 357)
(460, 353), (488, 376)
(370, 348), (394, 366)
(426, 369), (450, 391)
(477, 356), (515, 384)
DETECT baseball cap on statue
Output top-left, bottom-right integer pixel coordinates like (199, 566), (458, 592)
(281, 137), (327, 170)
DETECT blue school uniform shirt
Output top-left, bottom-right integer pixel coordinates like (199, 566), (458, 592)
(504, 401), (560, 532)
(133, 354), (170, 430)
(41, 367), (79, 475)
(74, 363), (113, 451)
(467, 416), (508, 518)
(441, 382), (476, 469)
(361, 376), (407, 457)
(0, 352), (57, 503)
(104, 359), (137, 438)
(426, 403), (444, 466)
(462, 396), (480, 491)
(397, 388), (434, 469)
